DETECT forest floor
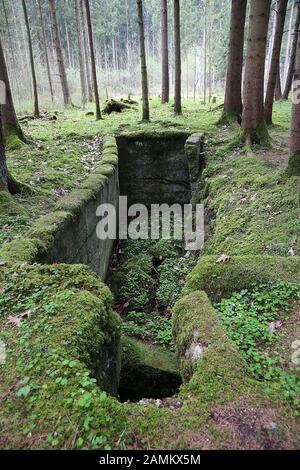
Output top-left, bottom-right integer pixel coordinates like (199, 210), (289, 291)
(0, 98), (299, 449)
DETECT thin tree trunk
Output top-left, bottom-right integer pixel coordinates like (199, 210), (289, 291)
(161, 0), (170, 104)
(274, 61), (282, 100)
(161, 0), (169, 104)
(84, 0), (102, 120)
(0, 108), (8, 192)
(0, 100), (27, 194)
(0, 33), (25, 144)
(203, 4), (207, 105)
(49, 0), (71, 106)
(38, 0), (54, 103)
(264, 0), (288, 125)
(287, 21), (300, 176)
(81, 1), (93, 101)
(242, 0), (272, 145)
(22, 0), (39, 118)
(125, 0), (130, 71)
(136, 0), (150, 121)
(76, 0), (87, 109)
(220, 0), (247, 124)
(173, 0), (182, 114)
(283, 4), (300, 100)
(283, 0), (294, 85)
(2, 0), (21, 103)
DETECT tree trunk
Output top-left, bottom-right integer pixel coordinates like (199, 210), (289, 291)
(0, 36), (26, 143)
(125, 0), (130, 72)
(283, 0), (295, 85)
(264, 0), (288, 125)
(81, 1), (94, 101)
(0, 106), (27, 195)
(76, 0), (87, 109)
(274, 61), (282, 100)
(283, 4), (300, 100)
(48, 0), (71, 106)
(161, 0), (169, 104)
(136, 0), (150, 121)
(220, 0), (247, 124)
(38, 0), (54, 103)
(84, 0), (102, 120)
(241, 0), (272, 146)
(0, 108), (8, 192)
(22, 0), (39, 118)
(173, 0), (182, 114)
(203, 3), (207, 105)
(287, 28), (300, 176)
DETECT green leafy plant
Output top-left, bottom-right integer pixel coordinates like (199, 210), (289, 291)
(216, 282), (300, 410)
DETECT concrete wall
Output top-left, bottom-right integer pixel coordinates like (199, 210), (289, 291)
(44, 168), (119, 281)
(117, 135), (192, 206)
(0, 134), (204, 282)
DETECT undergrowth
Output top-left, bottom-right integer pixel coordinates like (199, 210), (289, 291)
(216, 282), (300, 411)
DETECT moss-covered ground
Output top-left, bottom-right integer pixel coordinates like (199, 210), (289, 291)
(0, 98), (299, 449)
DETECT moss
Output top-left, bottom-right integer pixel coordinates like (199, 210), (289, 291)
(110, 254), (155, 310)
(4, 123), (27, 150)
(101, 154), (118, 166)
(94, 164), (115, 177)
(119, 337), (181, 401)
(286, 152), (300, 177)
(54, 189), (94, 214)
(173, 291), (249, 389)
(79, 173), (108, 193)
(216, 109), (241, 126)
(29, 211), (74, 249)
(0, 237), (46, 264)
(240, 121), (272, 148)
(184, 255), (300, 302)
(0, 191), (24, 216)
(0, 263), (125, 449)
(202, 154), (299, 256)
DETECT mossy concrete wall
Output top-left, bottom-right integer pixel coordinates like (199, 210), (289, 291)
(117, 135), (193, 206)
(0, 137), (119, 282)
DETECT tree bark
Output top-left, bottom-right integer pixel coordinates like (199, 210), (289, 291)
(161, 0), (169, 104)
(48, 0), (71, 106)
(0, 105), (27, 194)
(274, 61), (282, 100)
(287, 28), (300, 176)
(0, 36), (26, 143)
(0, 108), (8, 192)
(264, 0), (288, 125)
(136, 0), (150, 121)
(81, 1), (93, 101)
(173, 0), (182, 114)
(38, 0), (54, 103)
(22, 0), (40, 118)
(76, 0), (87, 109)
(283, 4), (300, 100)
(241, 0), (272, 146)
(84, 0), (102, 120)
(220, 0), (247, 124)
(283, 0), (295, 85)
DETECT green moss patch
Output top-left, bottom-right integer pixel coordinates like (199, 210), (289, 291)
(0, 263), (124, 449)
(185, 255), (300, 301)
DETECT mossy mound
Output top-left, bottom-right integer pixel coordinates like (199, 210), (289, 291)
(184, 255), (300, 301)
(0, 263), (124, 449)
(103, 99), (134, 115)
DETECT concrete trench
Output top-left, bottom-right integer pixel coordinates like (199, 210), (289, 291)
(44, 132), (206, 401)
